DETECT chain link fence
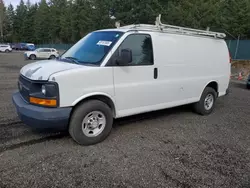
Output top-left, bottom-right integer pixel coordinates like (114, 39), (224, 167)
(227, 40), (250, 60)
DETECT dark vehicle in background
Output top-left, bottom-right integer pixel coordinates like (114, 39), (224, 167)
(12, 43), (35, 51)
(12, 43), (26, 50)
(247, 74), (250, 89)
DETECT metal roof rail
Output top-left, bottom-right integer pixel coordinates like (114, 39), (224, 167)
(119, 14), (226, 39)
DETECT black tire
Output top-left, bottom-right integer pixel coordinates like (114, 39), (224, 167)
(193, 87), (217, 116)
(247, 84), (250, 89)
(5, 49), (10, 53)
(69, 100), (113, 146)
(49, 55), (56, 59)
(30, 54), (36, 60)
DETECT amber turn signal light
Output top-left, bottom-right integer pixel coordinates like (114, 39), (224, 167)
(30, 97), (57, 107)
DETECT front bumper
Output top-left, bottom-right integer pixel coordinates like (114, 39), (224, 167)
(24, 53), (28, 59)
(12, 92), (72, 130)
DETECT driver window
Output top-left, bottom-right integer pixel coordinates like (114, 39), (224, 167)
(115, 34), (154, 66)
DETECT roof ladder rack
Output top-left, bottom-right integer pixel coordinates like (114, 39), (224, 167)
(119, 14), (226, 39)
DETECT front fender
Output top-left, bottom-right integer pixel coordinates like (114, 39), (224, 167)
(72, 92), (116, 106)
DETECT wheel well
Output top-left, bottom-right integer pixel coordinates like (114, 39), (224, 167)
(206, 81), (218, 93)
(72, 95), (116, 118)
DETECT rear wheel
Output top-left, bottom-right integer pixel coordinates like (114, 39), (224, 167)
(5, 49), (10, 53)
(193, 87), (217, 115)
(69, 100), (113, 146)
(30, 54), (36, 60)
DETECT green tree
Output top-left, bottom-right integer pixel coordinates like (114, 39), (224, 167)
(4, 4), (15, 42)
(220, 0), (250, 38)
(49, 0), (67, 43)
(111, 0), (164, 25)
(0, 0), (4, 42)
(34, 0), (51, 43)
(23, 2), (37, 42)
(2, 0), (250, 43)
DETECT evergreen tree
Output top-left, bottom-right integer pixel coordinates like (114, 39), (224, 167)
(5, 4), (15, 41)
(14, 0), (28, 41)
(0, 0), (4, 42)
(2, 0), (250, 43)
(34, 0), (51, 43)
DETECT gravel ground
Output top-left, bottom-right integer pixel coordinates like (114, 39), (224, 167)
(0, 52), (250, 188)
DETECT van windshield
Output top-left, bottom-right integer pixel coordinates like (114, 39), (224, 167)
(60, 31), (124, 66)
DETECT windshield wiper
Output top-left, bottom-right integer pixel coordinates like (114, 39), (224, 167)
(61, 56), (98, 66)
(63, 56), (80, 64)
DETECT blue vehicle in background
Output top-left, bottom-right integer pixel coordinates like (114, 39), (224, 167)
(12, 43), (36, 51)
(26, 43), (36, 51)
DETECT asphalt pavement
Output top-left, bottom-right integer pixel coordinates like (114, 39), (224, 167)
(0, 52), (250, 188)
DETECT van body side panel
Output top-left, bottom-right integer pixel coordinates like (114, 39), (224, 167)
(152, 33), (230, 103)
(52, 31), (229, 119)
(50, 67), (115, 107)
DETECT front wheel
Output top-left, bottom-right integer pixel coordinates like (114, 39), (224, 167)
(69, 100), (113, 145)
(30, 54), (36, 60)
(5, 49), (10, 53)
(49, 55), (56, 59)
(193, 87), (217, 115)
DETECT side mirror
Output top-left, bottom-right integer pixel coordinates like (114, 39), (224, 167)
(116, 49), (132, 66)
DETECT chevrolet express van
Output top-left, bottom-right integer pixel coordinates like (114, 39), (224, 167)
(12, 15), (230, 145)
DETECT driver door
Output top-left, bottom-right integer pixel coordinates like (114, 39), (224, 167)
(109, 33), (159, 117)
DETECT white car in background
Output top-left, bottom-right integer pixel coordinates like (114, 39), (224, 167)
(24, 48), (59, 60)
(0, 44), (12, 53)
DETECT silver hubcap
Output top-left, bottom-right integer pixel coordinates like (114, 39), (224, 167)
(82, 111), (106, 137)
(204, 94), (214, 110)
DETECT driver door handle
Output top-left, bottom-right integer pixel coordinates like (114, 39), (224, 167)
(154, 68), (158, 79)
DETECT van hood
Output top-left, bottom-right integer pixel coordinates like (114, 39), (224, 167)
(20, 60), (82, 81)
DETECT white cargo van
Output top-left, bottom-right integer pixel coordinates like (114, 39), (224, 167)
(12, 15), (230, 145)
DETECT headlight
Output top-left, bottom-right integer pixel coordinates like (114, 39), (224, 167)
(41, 85), (46, 95)
(29, 82), (59, 107)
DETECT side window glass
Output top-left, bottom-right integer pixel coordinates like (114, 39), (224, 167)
(115, 34), (153, 66)
(39, 49), (45, 52)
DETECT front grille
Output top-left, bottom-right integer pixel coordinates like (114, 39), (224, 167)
(18, 75), (32, 102)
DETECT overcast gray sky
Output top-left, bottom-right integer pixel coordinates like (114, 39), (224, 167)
(4, 0), (40, 8)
